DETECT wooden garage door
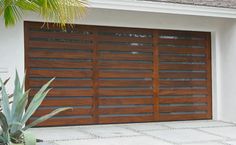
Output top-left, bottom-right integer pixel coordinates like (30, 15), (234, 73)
(25, 21), (212, 127)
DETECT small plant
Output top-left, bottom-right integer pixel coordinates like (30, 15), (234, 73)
(0, 71), (71, 145)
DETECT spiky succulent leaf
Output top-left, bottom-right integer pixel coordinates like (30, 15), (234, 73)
(0, 112), (10, 144)
(0, 79), (11, 123)
(10, 90), (30, 134)
(11, 71), (23, 124)
(24, 107), (72, 130)
(21, 78), (54, 124)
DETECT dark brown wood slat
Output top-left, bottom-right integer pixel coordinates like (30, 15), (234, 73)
(99, 53), (153, 61)
(29, 118), (94, 126)
(159, 114), (209, 121)
(30, 89), (93, 97)
(98, 89), (153, 96)
(159, 38), (206, 46)
(99, 106), (153, 115)
(99, 71), (152, 78)
(40, 98), (93, 107)
(160, 55), (206, 62)
(159, 47), (205, 54)
(30, 60), (92, 69)
(99, 115), (153, 124)
(159, 64), (207, 71)
(33, 108), (92, 117)
(97, 35), (152, 43)
(97, 26), (153, 34)
(30, 32), (92, 40)
(29, 80), (93, 87)
(158, 30), (207, 39)
(29, 51), (93, 59)
(97, 44), (153, 52)
(99, 80), (153, 87)
(29, 41), (93, 50)
(28, 22), (93, 30)
(159, 81), (207, 87)
(159, 72), (207, 79)
(159, 97), (208, 104)
(159, 89), (208, 95)
(29, 70), (92, 78)
(99, 98), (153, 105)
(99, 62), (153, 70)
(160, 106), (208, 113)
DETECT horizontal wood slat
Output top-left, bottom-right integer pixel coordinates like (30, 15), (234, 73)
(99, 116), (153, 124)
(160, 106), (208, 113)
(41, 98), (93, 107)
(159, 64), (207, 71)
(99, 62), (153, 70)
(159, 72), (207, 79)
(97, 44), (153, 52)
(99, 98), (153, 105)
(158, 30), (207, 38)
(29, 41), (93, 50)
(159, 81), (207, 87)
(29, 70), (93, 78)
(159, 89), (208, 95)
(33, 108), (92, 117)
(30, 60), (92, 69)
(29, 51), (93, 59)
(99, 106), (153, 115)
(97, 35), (152, 43)
(159, 114), (209, 121)
(99, 80), (153, 87)
(29, 80), (93, 87)
(29, 118), (94, 127)
(29, 32), (92, 40)
(159, 47), (205, 54)
(159, 38), (206, 46)
(99, 71), (152, 78)
(159, 97), (208, 104)
(98, 89), (153, 96)
(99, 53), (153, 61)
(160, 55), (206, 62)
(30, 89), (93, 97)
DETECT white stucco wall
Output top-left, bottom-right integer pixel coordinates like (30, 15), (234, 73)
(0, 7), (234, 121)
(218, 19), (236, 122)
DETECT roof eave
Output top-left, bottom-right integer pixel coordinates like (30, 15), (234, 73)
(89, 0), (236, 19)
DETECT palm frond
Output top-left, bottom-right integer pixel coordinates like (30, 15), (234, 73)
(1, 0), (87, 28)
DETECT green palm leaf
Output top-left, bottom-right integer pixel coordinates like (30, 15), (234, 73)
(1, 0), (87, 28)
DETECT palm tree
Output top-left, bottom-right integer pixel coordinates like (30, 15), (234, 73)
(0, 0), (87, 28)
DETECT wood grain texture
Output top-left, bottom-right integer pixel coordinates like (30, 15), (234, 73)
(25, 21), (212, 126)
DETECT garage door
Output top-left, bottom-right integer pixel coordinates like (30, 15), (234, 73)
(25, 21), (212, 127)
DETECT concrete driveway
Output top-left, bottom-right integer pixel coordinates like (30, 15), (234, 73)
(31, 120), (236, 145)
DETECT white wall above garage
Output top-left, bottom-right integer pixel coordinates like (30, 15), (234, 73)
(0, 7), (234, 122)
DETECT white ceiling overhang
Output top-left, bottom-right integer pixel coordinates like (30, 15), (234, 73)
(88, 0), (236, 19)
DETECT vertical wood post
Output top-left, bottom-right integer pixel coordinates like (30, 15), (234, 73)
(92, 27), (99, 124)
(206, 32), (212, 119)
(153, 30), (160, 121)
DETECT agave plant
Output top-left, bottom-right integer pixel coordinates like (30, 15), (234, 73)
(0, 71), (71, 145)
